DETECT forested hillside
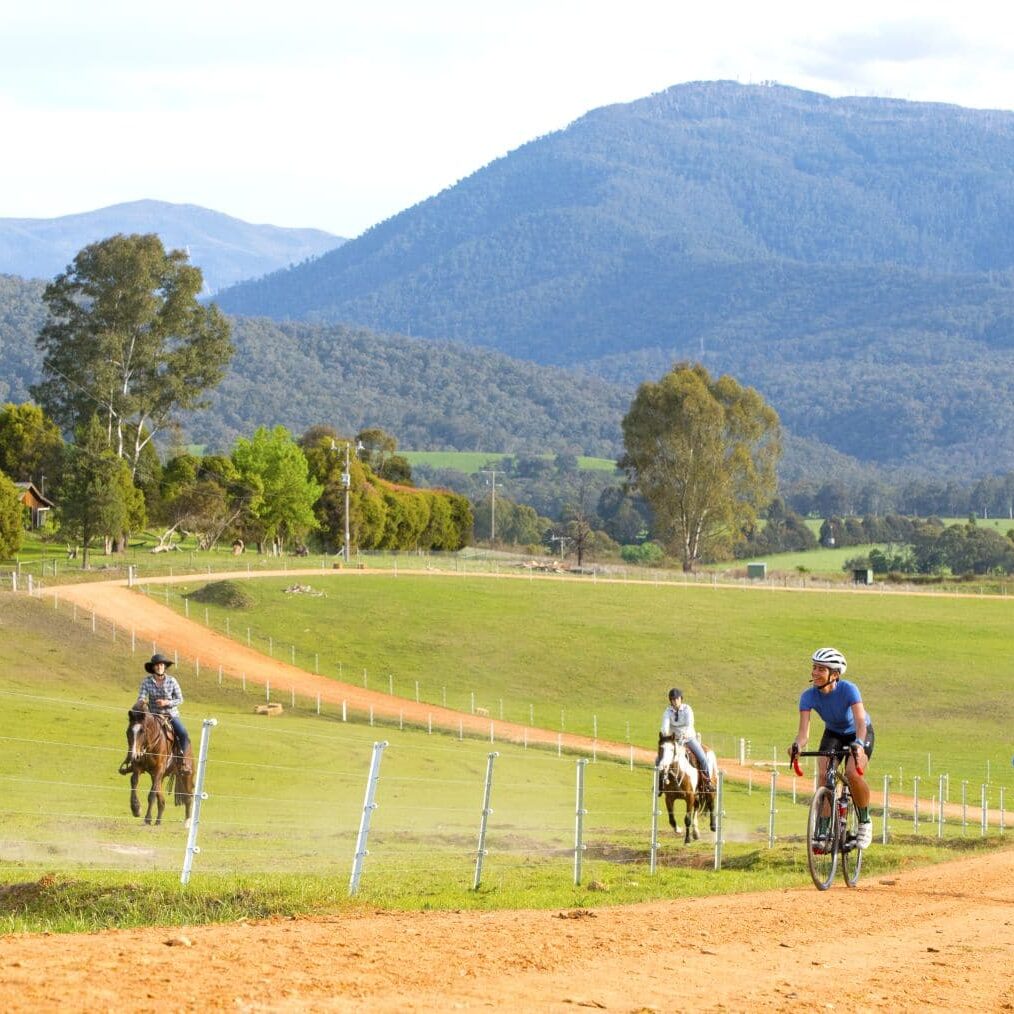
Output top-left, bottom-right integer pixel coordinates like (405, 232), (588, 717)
(215, 81), (1014, 476)
(0, 275), (46, 404)
(0, 200), (343, 294)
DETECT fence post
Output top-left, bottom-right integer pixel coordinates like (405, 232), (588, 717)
(981, 784), (988, 836)
(573, 758), (588, 886)
(1000, 786), (1006, 834)
(348, 740), (389, 896)
(180, 718), (218, 885)
(882, 774), (891, 844)
(937, 774), (945, 838)
(713, 770), (725, 871)
(473, 751), (499, 890)
(767, 769), (778, 847)
(913, 775), (920, 833)
(649, 769), (660, 875)
(962, 781), (968, 834)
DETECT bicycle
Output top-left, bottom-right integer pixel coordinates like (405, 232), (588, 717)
(791, 743), (864, 891)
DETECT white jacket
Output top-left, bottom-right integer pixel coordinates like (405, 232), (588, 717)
(661, 702), (696, 743)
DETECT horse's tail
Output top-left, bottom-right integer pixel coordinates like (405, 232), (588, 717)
(174, 766), (195, 808)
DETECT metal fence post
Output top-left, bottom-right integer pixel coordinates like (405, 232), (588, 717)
(937, 773), (945, 838)
(649, 769), (660, 874)
(1000, 786), (1006, 834)
(962, 780), (968, 835)
(913, 775), (920, 833)
(767, 769), (778, 847)
(473, 752), (499, 890)
(573, 758), (588, 886)
(882, 774), (890, 844)
(713, 770), (725, 871)
(180, 718), (218, 885)
(981, 784), (988, 836)
(349, 741), (388, 896)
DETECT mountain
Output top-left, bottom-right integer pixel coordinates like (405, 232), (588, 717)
(215, 81), (1014, 476)
(0, 200), (344, 293)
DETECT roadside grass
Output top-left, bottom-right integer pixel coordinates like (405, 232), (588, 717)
(1, 595), (1009, 933)
(149, 573), (1014, 788)
(2, 837), (1004, 934)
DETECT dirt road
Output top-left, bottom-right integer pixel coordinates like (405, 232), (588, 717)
(2, 848), (1012, 1011)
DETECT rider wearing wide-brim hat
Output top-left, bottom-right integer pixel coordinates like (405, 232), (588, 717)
(119, 652), (192, 774)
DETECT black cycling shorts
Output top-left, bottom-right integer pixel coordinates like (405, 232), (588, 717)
(819, 725), (875, 761)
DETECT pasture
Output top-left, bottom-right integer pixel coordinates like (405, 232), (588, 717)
(1, 585), (1008, 933)
(152, 571), (1013, 786)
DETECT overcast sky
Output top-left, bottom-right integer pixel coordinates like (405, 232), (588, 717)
(4, 1), (1014, 237)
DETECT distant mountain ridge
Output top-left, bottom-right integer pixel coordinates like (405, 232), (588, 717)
(214, 80), (1014, 475)
(0, 200), (344, 293)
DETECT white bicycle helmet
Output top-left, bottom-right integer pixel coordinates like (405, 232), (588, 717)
(811, 647), (847, 674)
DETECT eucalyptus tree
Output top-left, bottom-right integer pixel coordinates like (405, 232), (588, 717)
(620, 363), (781, 571)
(56, 416), (144, 566)
(231, 426), (322, 553)
(0, 402), (64, 488)
(33, 234), (233, 479)
(0, 470), (23, 557)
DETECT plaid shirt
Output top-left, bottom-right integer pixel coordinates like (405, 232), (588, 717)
(138, 674), (184, 717)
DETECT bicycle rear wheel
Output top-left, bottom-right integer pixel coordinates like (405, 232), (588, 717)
(840, 794), (863, 888)
(806, 786), (837, 890)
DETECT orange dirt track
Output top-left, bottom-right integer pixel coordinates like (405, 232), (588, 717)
(2, 572), (1011, 1012)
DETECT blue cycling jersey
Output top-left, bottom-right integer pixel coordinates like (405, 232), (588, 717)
(798, 679), (869, 736)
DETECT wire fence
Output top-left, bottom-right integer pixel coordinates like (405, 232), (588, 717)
(0, 686), (1008, 897)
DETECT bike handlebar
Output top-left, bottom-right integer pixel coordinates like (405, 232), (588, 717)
(790, 745), (864, 777)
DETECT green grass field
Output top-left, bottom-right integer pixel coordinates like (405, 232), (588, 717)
(2, 567), (1011, 932)
(401, 450), (618, 473)
(152, 572), (1013, 785)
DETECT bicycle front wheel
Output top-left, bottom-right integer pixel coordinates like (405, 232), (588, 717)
(806, 786), (837, 890)
(840, 794), (863, 888)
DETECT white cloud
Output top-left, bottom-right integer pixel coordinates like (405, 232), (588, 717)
(3, 2), (1014, 233)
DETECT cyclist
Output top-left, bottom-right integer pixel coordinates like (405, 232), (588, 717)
(657, 687), (713, 795)
(789, 647), (874, 848)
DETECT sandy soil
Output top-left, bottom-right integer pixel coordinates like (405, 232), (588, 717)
(1, 848), (1011, 1011)
(3, 572), (1009, 1011)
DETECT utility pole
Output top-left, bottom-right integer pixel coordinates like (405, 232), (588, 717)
(331, 439), (353, 563)
(342, 441), (351, 563)
(479, 469), (500, 544)
(550, 534), (570, 557)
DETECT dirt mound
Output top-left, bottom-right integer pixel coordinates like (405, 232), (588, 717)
(184, 580), (255, 609)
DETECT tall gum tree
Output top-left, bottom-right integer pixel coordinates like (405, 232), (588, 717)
(620, 363), (781, 572)
(32, 234), (233, 479)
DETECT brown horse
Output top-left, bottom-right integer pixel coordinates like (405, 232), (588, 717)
(661, 741), (719, 844)
(124, 698), (195, 826)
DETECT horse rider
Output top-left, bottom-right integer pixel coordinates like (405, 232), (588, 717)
(656, 687), (713, 795)
(119, 652), (192, 775)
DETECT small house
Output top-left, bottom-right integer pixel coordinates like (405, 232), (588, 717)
(14, 482), (54, 529)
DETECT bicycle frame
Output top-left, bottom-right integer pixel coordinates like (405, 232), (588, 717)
(793, 745), (864, 890)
